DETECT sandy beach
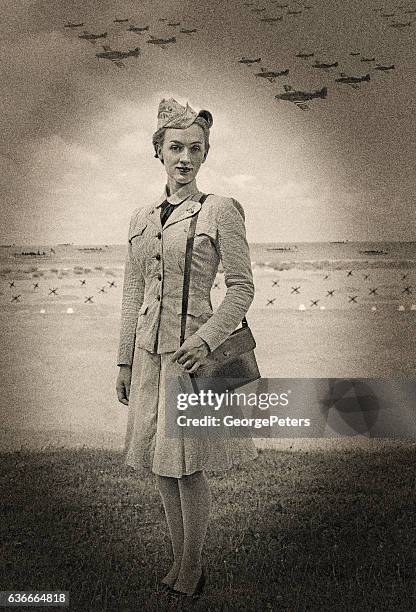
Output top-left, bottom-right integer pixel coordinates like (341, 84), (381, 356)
(0, 244), (415, 453)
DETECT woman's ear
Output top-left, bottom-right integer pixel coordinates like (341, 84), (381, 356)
(156, 144), (163, 163)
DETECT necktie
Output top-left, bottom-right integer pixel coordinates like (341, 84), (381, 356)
(160, 199), (176, 227)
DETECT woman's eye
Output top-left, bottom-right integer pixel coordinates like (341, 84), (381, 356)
(170, 145), (180, 151)
(191, 146), (200, 152)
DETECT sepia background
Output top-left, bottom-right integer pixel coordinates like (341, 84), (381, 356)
(0, 0), (415, 452)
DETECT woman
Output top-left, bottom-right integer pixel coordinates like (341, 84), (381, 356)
(115, 98), (258, 598)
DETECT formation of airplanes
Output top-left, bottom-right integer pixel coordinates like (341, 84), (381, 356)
(66, 17), (199, 66)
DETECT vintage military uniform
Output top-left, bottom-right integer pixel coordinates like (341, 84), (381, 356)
(116, 101), (258, 478)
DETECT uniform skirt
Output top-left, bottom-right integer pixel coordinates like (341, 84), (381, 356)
(123, 346), (259, 478)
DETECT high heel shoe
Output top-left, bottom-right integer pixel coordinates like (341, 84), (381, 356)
(172, 566), (206, 599)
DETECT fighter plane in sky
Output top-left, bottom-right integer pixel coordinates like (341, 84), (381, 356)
(180, 28), (197, 34)
(255, 67), (289, 82)
(312, 60), (338, 71)
(239, 57), (262, 64)
(168, 22), (181, 26)
(360, 56), (375, 62)
(64, 22), (84, 28)
(275, 84), (327, 110)
(114, 18), (129, 23)
(259, 16), (283, 22)
(335, 73), (370, 89)
(389, 20), (412, 27)
(287, 9), (302, 14)
(78, 31), (108, 43)
(96, 45), (141, 67)
(128, 25), (150, 33)
(350, 51), (360, 56)
(374, 64), (395, 70)
(296, 51), (314, 58)
(146, 35), (177, 48)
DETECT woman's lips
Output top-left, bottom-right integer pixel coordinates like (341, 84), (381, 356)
(177, 167), (192, 173)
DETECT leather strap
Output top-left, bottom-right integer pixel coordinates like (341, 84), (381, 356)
(180, 193), (248, 347)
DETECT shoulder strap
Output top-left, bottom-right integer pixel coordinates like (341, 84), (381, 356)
(180, 193), (209, 346)
(180, 193), (248, 347)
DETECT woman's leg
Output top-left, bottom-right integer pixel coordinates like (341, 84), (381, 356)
(174, 470), (212, 594)
(156, 475), (184, 587)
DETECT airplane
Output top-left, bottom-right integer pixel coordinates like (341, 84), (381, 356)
(374, 64), (395, 70)
(11, 294), (22, 302)
(402, 286), (412, 294)
(401, 273), (408, 280)
(255, 67), (289, 82)
(348, 295), (358, 303)
(147, 35), (176, 48)
(168, 22), (181, 26)
(49, 288), (58, 296)
(335, 73), (370, 89)
(369, 288), (378, 295)
(360, 56), (375, 62)
(275, 85), (327, 110)
(114, 18), (129, 23)
(180, 28), (197, 34)
(291, 286), (301, 294)
(98, 287), (106, 293)
(96, 45), (140, 67)
(389, 21), (412, 27)
(347, 270), (353, 276)
(107, 280), (117, 288)
(312, 60), (338, 70)
(266, 298), (277, 306)
(326, 290), (335, 297)
(78, 31), (108, 43)
(85, 296), (94, 303)
(287, 9), (302, 14)
(310, 299), (320, 306)
(33, 282), (39, 289)
(80, 279), (86, 286)
(64, 22), (84, 28)
(9, 281), (15, 288)
(128, 25), (150, 32)
(350, 51), (360, 56)
(296, 51), (314, 58)
(272, 280), (279, 286)
(239, 56), (262, 64)
(259, 16), (283, 22)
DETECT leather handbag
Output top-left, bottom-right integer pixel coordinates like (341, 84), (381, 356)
(180, 193), (261, 395)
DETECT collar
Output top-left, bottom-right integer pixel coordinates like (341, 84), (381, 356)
(155, 179), (199, 208)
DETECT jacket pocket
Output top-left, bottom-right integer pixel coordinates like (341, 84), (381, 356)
(176, 296), (213, 317)
(129, 223), (147, 243)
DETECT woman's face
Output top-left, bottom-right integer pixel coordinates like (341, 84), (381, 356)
(158, 123), (207, 187)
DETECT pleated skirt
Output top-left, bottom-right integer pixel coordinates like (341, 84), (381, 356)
(123, 346), (259, 478)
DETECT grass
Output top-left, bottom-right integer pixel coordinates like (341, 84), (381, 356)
(1, 447), (415, 611)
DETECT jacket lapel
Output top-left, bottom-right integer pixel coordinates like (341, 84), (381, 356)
(162, 198), (202, 230)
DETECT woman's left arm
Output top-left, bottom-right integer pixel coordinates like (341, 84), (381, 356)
(195, 197), (255, 352)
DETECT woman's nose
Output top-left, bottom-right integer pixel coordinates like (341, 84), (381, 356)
(179, 148), (191, 164)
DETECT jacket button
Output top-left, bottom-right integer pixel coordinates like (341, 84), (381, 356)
(155, 253), (161, 260)
(157, 232), (162, 239)
(158, 273), (162, 280)
(157, 295), (161, 301)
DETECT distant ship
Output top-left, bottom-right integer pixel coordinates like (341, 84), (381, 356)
(14, 249), (50, 257)
(359, 249), (388, 255)
(57, 242), (74, 246)
(77, 247), (104, 252)
(266, 246), (298, 251)
(331, 240), (349, 243)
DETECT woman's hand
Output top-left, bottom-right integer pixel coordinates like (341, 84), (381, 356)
(171, 334), (210, 373)
(116, 365), (132, 405)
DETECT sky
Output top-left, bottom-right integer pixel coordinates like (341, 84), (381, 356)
(0, 0), (415, 244)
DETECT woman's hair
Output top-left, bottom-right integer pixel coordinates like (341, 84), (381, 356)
(152, 116), (211, 160)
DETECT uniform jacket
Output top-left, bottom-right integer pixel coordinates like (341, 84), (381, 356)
(117, 179), (255, 365)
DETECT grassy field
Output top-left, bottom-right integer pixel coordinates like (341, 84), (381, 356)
(1, 447), (416, 611)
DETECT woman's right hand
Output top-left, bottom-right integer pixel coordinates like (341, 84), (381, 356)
(116, 365), (132, 405)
